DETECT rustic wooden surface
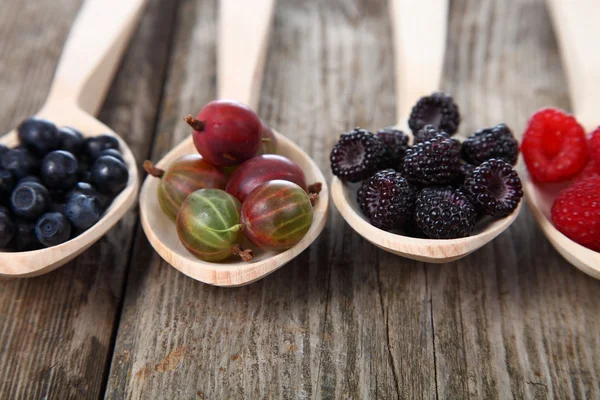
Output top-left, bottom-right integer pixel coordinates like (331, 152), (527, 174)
(1, 0), (599, 399)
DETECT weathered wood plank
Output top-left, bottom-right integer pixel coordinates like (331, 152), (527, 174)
(106, 0), (436, 398)
(0, 0), (180, 398)
(430, 0), (600, 399)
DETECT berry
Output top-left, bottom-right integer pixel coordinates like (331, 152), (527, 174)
(100, 148), (124, 163)
(403, 133), (461, 185)
(226, 155), (307, 203)
(356, 169), (416, 231)
(551, 177), (600, 251)
(241, 180), (314, 251)
(176, 189), (250, 262)
(82, 135), (120, 160)
(577, 160), (600, 181)
(66, 182), (111, 210)
(57, 127), (84, 155)
(0, 145), (9, 158)
(41, 150), (79, 190)
(462, 123), (519, 165)
(414, 186), (477, 239)
(91, 156), (129, 194)
(2, 148), (39, 179)
(376, 127), (409, 169)
(414, 125), (444, 144)
(521, 108), (588, 182)
(330, 128), (386, 182)
(17, 117), (58, 156)
(65, 194), (102, 230)
(186, 100), (262, 167)
(19, 176), (42, 185)
(144, 155), (228, 220)
(408, 92), (460, 135)
(35, 212), (71, 247)
(464, 159), (523, 217)
(0, 169), (15, 204)
(12, 219), (41, 251)
(11, 182), (49, 220)
(0, 206), (14, 247)
(257, 121), (277, 156)
(590, 127), (600, 164)
(453, 162), (477, 186)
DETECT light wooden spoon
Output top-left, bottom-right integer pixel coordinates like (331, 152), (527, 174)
(139, 0), (329, 287)
(521, 0), (600, 279)
(331, 0), (522, 263)
(0, 0), (146, 277)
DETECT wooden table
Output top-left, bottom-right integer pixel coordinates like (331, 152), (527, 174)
(1, 0), (599, 398)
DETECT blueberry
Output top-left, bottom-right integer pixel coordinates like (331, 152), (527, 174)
(19, 176), (42, 185)
(17, 117), (59, 156)
(11, 182), (49, 220)
(40, 150), (78, 191)
(57, 126), (84, 155)
(2, 148), (38, 179)
(13, 219), (41, 251)
(0, 206), (14, 248)
(82, 135), (119, 160)
(99, 148), (124, 163)
(66, 182), (111, 210)
(0, 144), (9, 158)
(0, 169), (15, 204)
(50, 202), (66, 214)
(35, 212), (71, 247)
(65, 194), (102, 230)
(91, 156), (128, 194)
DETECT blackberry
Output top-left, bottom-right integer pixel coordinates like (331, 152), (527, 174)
(408, 92), (460, 135)
(376, 127), (409, 170)
(403, 133), (461, 186)
(357, 169), (416, 231)
(330, 128), (386, 182)
(414, 186), (477, 239)
(464, 159), (523, 217)
(462, 123), (519, 165)
(414, 125), (447, 144)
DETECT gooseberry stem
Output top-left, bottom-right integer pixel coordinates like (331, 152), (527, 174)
(261, 137), (272, 143)
(308, 182), (322, 195)
(184, 114), (205, 131)
(143, 160), (165, 178)
(309, 193), (319, 206)
(232, 244), (253, 262)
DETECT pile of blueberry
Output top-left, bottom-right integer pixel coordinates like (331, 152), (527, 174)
(330, 92), (524, 239)
(0, 117), (129, 251)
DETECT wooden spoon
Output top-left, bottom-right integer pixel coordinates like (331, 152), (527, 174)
(0, 0), (146, 277)
(331, 0), (522, 263)
(139, 0), (329, 287)
(521, 0), (600, 279)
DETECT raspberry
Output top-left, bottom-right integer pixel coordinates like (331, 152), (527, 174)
(414, 186), (477, 239)
(414, 125), (446, 145)
(521, 108), (588, 182)
(376, 127), (409, 170)
(464, 159), (523, 217)
(330, 128), (386, 182)
(577, 159), (600, 181)
(452, 162), (477, 186)
(403, 133), (461, 186)
(590, 127), (600, 164)
(462, 123), (519, 165)
(551, 176), (600, 252)
(357, 169), (416, 231)
(408, 92), (460, 136)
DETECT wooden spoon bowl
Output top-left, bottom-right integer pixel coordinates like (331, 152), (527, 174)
(0, 0), (146, 277)
(140, 135), (328, 287)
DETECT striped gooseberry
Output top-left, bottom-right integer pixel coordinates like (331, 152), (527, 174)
(176, 189), (252, 262)
(144, 155), (227, 220)
(241, 180), (316, 251)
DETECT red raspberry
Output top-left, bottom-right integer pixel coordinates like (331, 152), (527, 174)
(577, 159), (600, 181)
(521, 108), (588, 182)
(590, 126), (600, 164)
(551, 176), (600, 252)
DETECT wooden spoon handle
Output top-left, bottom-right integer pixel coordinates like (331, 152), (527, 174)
(46, 0), (147, 115)
(546, 0), (600, 131)
(218, 0), (277, 110)
(390, 0), (449, 125)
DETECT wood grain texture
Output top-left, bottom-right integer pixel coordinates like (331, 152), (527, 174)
(0, 0), (180, 398)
